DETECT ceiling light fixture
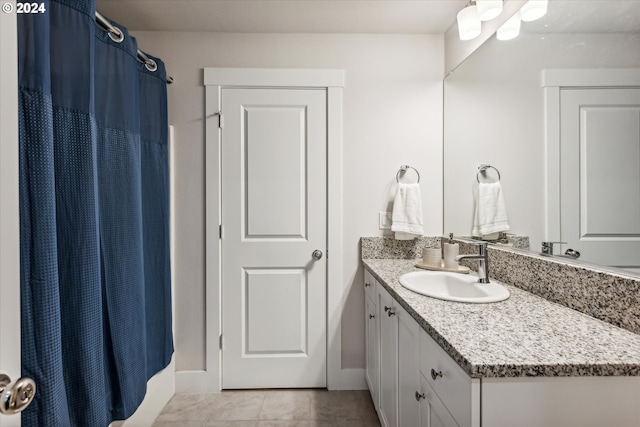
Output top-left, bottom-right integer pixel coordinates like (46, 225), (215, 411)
(496, 11), (521, 40)
(476, 0), (503, 22)
(520, 0), (548, 22)
(457, 1), (482, 41)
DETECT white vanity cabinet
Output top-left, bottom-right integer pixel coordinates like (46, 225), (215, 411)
(419, 330), (480, 427)
(375, 281), (424, 427)
(364, 263), (640, 427)
(396, 293), (420, 427)
(366, 276), (479, 427)
(364, 270), (379, 407)
(377, 282), (398, 427)
(368, 278), (480, 427)
(419, 374), (459, 427)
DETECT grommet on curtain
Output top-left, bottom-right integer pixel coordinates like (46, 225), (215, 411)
(144, 59), (158, 72)
(95, 11), (124, 43)
(95, 11), (174, 83)
(107, 26), (124, 43)
(137, 49), (158, 72)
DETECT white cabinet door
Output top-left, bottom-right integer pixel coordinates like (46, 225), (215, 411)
(221, 88), (327, 388)
(378, 286), (398, 427)
(560, 87), (640, 268)
(365, 293), (379, 407)
(398, 305), (420, 427)
(420, 374), (459, 427)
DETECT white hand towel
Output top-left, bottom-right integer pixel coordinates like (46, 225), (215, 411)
(472, 181), (510, 238)
(391, 183), (424, 240)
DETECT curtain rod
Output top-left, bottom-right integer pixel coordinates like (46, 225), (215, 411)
(95, 11), (174, 85)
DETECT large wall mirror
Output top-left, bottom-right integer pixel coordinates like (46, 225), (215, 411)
(444, 1), (640, 273)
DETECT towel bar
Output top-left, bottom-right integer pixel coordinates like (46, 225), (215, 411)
(477, 164), (501, 183)
(396, 165), (420, 183)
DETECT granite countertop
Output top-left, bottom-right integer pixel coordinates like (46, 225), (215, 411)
(363, 258), (640, 379)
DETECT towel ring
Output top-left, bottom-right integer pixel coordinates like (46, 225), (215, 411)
(396, 165), (420, 183)
(476, 164), (501, 183)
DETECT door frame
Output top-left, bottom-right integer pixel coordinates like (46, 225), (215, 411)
(199, 68), (348, 392)
(542, 68), (640, 243)
(0, 3), (21, 426)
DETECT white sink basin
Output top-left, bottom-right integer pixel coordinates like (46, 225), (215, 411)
(399, 271), (510, 303)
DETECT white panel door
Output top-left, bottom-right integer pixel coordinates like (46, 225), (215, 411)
(560, 88), (640, 268)
(1, 3), (22, 426)
(221, 88), (327, 388)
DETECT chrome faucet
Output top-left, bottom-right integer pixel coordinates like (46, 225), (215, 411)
(541, 241), (566, 256)
(455, 241), (490, 283)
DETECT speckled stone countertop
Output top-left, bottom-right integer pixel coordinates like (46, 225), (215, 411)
(363, 258), (640, 379)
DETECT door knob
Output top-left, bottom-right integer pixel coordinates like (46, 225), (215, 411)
(0, 373), (36, 415)
(312, 250), (323, 260)
(564, 248), (581, 259)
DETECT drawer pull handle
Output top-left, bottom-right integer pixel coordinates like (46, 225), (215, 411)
(431, 369), (443, 380)
(365, 282), (371, 287)
(415, 391), (425, 401)
(384, 306), (396, 317)
(368, 314), (375, 319)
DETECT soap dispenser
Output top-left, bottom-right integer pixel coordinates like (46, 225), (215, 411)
(443, 233), (459, 269)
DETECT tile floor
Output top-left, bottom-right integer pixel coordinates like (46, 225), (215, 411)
(153, 389), (381, 427)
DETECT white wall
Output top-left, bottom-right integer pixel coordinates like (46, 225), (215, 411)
(0, 6), (21, 427)
(444, 32), (640, 252)
(131, 32), (444, 372)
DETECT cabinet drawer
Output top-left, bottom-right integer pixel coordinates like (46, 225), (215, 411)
(364, 269), (377, 302)
(420, 330), (473, 427)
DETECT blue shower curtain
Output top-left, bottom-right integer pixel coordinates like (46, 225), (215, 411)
(17, 1), (173, 425)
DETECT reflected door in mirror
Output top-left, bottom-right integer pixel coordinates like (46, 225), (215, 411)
(560, 87), (640, 269)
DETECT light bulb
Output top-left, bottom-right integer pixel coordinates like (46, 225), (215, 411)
(476, 0), (503, 21)
(520, 0), (548, 22)
(457, 4), (481, 41)
(497, 11), (521, 40)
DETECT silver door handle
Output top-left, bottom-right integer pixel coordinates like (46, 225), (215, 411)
(0, 373), (36, 415)
(564, 248), (581, 259)
(312, 250), (323, 260)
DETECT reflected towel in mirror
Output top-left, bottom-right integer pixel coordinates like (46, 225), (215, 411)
(472, 181), (510, 237)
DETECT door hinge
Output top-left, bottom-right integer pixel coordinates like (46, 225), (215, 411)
(219, 334), (224, 350)
(219, 224), (224, 239)
(217, 112), (224, 129)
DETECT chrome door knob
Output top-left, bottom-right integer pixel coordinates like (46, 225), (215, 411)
(312, 250), (323, 260)
(0, 373), (36, 415)
(564, 248), (581, 259)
